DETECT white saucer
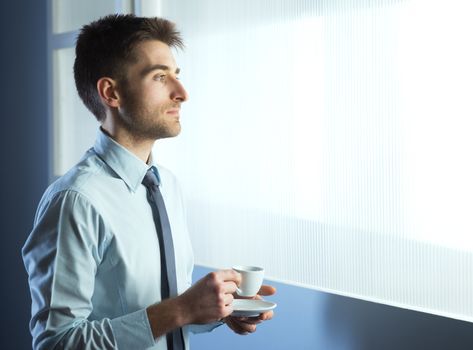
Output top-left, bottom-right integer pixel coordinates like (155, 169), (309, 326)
(231, 299), (277, 317)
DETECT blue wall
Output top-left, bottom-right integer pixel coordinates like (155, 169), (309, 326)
(192, 266), (473, 350)
(1, 1), (48, 348)
(2, 2), (473, 349)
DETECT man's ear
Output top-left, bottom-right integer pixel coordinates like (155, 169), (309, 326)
(97, 77), (120, 108)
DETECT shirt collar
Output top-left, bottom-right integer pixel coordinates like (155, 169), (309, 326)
(93, 129), (152, 192)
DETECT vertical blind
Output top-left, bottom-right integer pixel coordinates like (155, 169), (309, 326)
(154, 0), (473, 322)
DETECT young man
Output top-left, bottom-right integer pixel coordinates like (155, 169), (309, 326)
(22, 14), (274, 350)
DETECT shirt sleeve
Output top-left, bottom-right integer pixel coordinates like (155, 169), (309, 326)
(187, 322), (224, 334)
(22, 190), (156, 350)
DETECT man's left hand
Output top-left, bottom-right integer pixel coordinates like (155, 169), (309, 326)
(224, 285), (276, 335)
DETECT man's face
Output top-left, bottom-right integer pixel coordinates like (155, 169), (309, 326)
(117, 40), (188, 140)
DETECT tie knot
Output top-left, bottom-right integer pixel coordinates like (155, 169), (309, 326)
(142, 168), (159, 189)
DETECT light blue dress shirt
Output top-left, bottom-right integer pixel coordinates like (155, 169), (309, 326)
(22, 130), (218, 349)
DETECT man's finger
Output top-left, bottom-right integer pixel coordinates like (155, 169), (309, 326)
(258, 310), (274, 321)
(257, 285), (276, 296)
(237, 317), (262, 325)
(222, 281), (238, 294)
(218, 269), (242, 284)
(223, 291), (234, 305)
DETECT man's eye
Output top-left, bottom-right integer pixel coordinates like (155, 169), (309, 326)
(154, 74), (166, 82)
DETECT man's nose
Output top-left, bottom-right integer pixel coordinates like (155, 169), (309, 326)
(171, 79), (188, 102)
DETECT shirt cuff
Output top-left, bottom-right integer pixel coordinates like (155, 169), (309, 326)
(187, 321), (224, 334)
(110, 308), (155, 349)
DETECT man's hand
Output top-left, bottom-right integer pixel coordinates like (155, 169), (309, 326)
(224, 285), (276, 335)
(146, 269), (241, 338)
(178, 269), (241, 324)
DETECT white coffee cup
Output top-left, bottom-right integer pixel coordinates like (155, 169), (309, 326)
(232, 265), (264, 297)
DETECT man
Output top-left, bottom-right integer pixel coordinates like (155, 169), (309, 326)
(22, 14), (275, 350)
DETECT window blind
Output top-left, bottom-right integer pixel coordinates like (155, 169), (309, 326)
(155, 0), (473, 322)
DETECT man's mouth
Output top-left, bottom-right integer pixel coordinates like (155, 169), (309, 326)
(166, 109), (179, 114)
(166, 107), (180, 116)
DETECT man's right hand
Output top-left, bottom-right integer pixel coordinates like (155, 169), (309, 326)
(146, 269), (241, 338)
(178, 269), (241, 324)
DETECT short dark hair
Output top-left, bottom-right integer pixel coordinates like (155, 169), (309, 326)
(73, 14), (183, 122)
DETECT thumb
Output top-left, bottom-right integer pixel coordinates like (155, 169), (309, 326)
(258, 285), (276, 296)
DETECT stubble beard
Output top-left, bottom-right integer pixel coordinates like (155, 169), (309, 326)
(119, 90), (181, 141)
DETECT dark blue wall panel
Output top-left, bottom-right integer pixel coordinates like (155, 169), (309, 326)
(192, 265), (473, 350)
(0, 1), (48, 349)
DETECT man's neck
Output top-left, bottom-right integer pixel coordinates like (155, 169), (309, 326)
(100, 125), (154, 164)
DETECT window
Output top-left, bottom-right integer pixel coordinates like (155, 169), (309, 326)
(155, 0), (473, 322)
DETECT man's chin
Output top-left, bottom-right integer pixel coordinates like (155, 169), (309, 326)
(155, 127), (181, 140)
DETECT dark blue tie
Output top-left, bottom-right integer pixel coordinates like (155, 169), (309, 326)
(142, 167), (185, 350)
